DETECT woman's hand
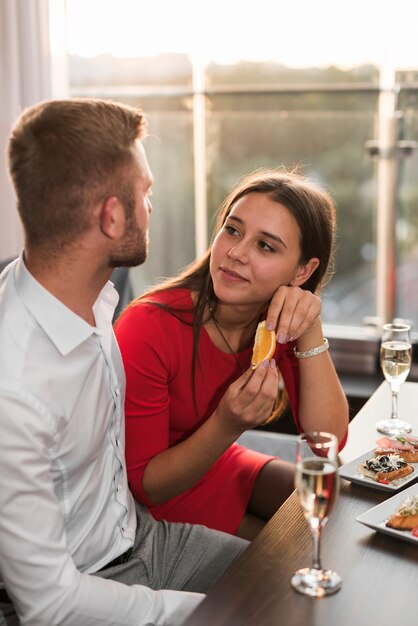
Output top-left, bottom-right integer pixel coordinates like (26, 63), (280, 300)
(265, 285), (322, 344)
(214, 360), (278, 436)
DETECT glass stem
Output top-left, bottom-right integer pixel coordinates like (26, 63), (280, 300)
(311, 526), (322, 571)
(391, 387), (399, 421)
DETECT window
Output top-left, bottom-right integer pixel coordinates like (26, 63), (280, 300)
(62, 0), (418, 390)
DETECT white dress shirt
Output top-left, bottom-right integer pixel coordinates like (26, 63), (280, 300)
(0, 256), (203, 625)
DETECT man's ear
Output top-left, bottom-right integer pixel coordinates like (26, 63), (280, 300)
(291, 257), (320, 287)
(97, 196), (125, 239)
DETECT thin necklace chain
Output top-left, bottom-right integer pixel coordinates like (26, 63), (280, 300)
(208, 304), (259, 331)
(211, 315), (246, 373)
(208, 309), (256, 331)
(208, 305), (256, 373)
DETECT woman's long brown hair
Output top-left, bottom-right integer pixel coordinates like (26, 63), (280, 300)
(121, 167), (336, 423)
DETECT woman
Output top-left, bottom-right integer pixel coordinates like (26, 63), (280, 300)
(115, 168), (349, 540)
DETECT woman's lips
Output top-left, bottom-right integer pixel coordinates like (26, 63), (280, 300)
(219, 267), (248, 282)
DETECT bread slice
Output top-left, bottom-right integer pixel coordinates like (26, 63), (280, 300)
(386, 513), (418, 530)
(375, 448), (418, 463)
(386, 494), (418, 530)
(361, 464), (413, 483)
(359, 454), (414, 483)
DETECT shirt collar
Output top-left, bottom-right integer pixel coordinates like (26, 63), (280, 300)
(14, 255), (119, 356)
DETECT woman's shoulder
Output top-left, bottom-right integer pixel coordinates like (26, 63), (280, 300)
(115, 288), (194, 332)
(147, 287), (194, 309)
(141, 287), (194, 319)
(115, 288), (195, 368)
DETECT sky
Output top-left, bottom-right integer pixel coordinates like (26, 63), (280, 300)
(65, 0), (418, 70)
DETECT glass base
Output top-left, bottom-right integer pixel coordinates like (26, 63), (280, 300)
(291, 567), (342, 597)
(376, 418), (412, 436)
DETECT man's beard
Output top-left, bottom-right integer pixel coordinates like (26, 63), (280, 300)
(109, 220), (149, 268)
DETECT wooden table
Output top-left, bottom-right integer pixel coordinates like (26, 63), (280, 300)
(184, 382), (418, 626)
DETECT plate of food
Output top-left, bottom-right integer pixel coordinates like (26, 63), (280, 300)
(338, 435), (418, 492)
(357, 483), (418, 544)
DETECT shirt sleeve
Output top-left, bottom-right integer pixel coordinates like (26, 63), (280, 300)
(0, 391), (203, 626)
(115, 303), (176, 506)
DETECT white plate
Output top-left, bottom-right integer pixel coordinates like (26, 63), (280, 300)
(357, 483), (418, 544)
(338, 449), (418, 492)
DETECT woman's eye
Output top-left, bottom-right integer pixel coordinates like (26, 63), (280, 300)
(225, 224), (239, 236)
(259, 241), (275, 253)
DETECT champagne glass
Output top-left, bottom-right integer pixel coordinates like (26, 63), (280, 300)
(376, 322), (412, 436)
(291, 431), (341, 597)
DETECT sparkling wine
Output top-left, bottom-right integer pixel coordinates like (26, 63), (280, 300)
(291, 433), (342, 597)
(380, 341), (412, 386)
(295, 458), (338, 526)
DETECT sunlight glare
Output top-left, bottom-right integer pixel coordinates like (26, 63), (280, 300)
(66, 0), (418, 69)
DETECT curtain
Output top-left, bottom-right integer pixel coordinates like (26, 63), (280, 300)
(0, 0), (53, 260)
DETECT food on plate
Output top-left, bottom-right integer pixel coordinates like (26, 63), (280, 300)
(386, 494), (418, 530)
(359, 453), (414, 484)
(375, 435), (418, 463)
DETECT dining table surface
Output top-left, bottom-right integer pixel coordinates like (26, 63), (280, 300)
(183, 381), (418, 626)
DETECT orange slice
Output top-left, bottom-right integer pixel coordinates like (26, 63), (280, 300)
(251, 321), (276, 370)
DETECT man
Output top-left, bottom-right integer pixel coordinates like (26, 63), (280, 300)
(0, 99), (247, 625)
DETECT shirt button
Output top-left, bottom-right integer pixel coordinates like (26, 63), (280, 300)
(116, 439), (119, 447)
(114, 388), (120, 397)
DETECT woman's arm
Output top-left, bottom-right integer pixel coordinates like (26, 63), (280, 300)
(142, 361), (278, 504)
(292, 319), (349, 444)
(266, 286), (349, 445)
(115, 302), (278, 506)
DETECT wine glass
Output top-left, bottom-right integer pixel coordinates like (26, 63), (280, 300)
(291, 431), (341, 597)
(376, 322), (412, 436)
